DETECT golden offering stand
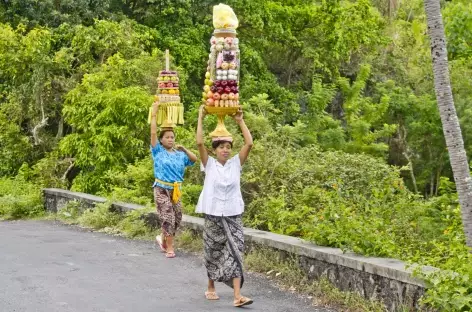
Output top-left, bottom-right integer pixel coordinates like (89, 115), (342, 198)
(205, 106), (240, 137)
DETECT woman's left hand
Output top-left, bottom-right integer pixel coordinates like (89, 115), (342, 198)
(232, 108), (243, 123)
(175, 144), (186, 152)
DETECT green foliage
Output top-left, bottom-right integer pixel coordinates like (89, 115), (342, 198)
(181, 184), (203, 216)
(56, 200), (82, 222)
(338, 64), (397, 156)
(77, 202), (121, 230)
(100, 158), (155, 205)
(0, 111), (32, 175)
(444, 1), (472, 60)
(0, 177), (43, 220)
(1, 0), (472, 310)
(408, 178), (472, 311)
(116, 209), (158, 239)
(0, 0), (116, 27)
(61, 52), (161, 193)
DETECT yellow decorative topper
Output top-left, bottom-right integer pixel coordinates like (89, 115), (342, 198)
(213, 3), (239, 30)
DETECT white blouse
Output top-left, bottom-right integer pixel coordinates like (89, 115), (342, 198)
(196, 154), (244, 216)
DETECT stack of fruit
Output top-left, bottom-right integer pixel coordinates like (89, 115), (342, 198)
(201, 19), (240, 108)
(200, 4), (242, 137)
(157, 70), (180, 99)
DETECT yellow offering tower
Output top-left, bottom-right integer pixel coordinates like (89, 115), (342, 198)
(149, 49), (184, 129)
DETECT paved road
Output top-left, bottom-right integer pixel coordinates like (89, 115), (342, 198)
(0, 220), (332, 312)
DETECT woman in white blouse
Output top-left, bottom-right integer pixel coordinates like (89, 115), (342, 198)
(196, 105), (254, 307)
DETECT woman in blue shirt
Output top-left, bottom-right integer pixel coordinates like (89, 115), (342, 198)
(150, 100), (197, 258)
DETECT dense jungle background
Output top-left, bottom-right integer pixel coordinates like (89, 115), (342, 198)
(1, 1), (471, 310)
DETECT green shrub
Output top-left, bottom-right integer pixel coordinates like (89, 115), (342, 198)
(56, 200), (82, 222)
(116, 208), (157, 239)
(181, 183), (203, 216)
(77, 202), (122, 229)
(0, 177), (44, 220)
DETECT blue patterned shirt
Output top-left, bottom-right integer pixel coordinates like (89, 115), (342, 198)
(151, 143), (194, 189)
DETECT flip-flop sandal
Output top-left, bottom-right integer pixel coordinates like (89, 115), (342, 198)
(234, 296), (253, 307)
(204, 291), (219, 300)
(156, 235), (167, 252)
(165, 251), (176, 258)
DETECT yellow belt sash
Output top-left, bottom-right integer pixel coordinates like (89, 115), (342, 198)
(155, 178), (182, 203)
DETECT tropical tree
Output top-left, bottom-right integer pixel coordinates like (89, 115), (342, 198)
(424, 0), (472, 249)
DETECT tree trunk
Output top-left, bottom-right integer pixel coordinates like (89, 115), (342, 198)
(399, 125), (419, 193)
(56, 116), (64, 139)
(424, 0), (472, 249)
(32, 97), (48, 146)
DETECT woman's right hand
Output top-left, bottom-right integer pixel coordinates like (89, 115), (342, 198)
(151, 100), (160, 116)
(198, 105), (207, 120)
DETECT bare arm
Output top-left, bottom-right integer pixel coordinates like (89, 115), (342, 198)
(150, 100), (159, 147)
(233, 109), (253, 166)
(196, 105), (209, 167)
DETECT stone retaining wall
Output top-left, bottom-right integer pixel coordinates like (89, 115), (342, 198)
(43, 188), (428, 311)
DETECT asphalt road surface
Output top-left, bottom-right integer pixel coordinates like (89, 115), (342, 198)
(0, 220), (334, 312)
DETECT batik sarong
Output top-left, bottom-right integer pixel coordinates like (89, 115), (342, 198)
(204, 214), (244, 288)
(154, 186), (182, 236)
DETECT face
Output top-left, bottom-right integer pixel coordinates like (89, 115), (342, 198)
(215, 142), (232, 162)
(160, 131), (175, 149)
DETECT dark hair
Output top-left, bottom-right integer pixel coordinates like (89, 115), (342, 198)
(212, 140), (233, 149)
(159, 129), (175, 140)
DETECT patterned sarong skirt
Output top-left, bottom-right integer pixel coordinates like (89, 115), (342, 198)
(153, 186), (182, 236)
(204, 214), (244, 288)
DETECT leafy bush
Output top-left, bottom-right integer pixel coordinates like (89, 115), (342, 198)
(77, 202), (122, 229)
(116, 209), (157, 239)
(181, 183), (203, 216)
(57, 200), (82, 222)
(0, 177), (44, 220)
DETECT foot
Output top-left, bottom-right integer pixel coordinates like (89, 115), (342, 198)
(234, 296), (253, 307)
(205, 290), (219, 300)
(156, 235), (167, 252)
(165, 250), (176, 258)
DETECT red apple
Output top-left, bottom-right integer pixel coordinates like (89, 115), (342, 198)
(206, 98), (215, 106)
(221, 80), (228, 87)
(210, 86), (217, 92)
(217, 87), (224, 94)
(224, 86), (231, 93)
(213, 92), (221, 100)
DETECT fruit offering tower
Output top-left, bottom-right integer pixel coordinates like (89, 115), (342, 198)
(149, 49), (184, 128)
(201, 4), (240, 137)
